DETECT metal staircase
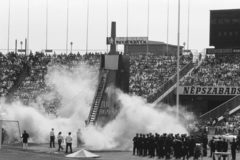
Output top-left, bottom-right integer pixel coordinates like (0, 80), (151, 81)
(87, 70), (108, 125)
(200, 95), (240, 121)
(151, 60), (203, 105)
(147, 61), (194, 104)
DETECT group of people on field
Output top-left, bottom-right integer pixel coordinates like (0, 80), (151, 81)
(49, 128), (73, 154)
(133, 132), (207, 160)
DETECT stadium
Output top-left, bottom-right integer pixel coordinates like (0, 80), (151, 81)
(0, 0), (240, 160)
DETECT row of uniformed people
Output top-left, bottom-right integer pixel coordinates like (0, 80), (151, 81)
(133, 132), (208, 159)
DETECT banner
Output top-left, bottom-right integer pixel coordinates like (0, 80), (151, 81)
(106, 37), (148, 45)
(179, 86), (240, 95)
(206, 48), (240, 54)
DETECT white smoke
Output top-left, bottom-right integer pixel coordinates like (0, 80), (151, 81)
(81, 88), (192, 150)
(0, 63), (194, 150)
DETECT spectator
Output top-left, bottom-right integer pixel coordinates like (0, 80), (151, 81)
(65, 132), (73, 154)
(1, 128), (5, 145)
(231, 138), (237, 160)
(21, 130), (29, 150)
(50, 128), (55, 148)
(57, 132), (64, 151)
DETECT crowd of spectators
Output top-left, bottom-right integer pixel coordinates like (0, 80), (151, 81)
(1, 51), (194, 115)
(180, 54), (240, 86)
(0, 51), (100, 115)
(129, 53), (192, 98)
(187, 109), (240, 137)
(0, 52), (25, 97)
(1, 52), (194, 112)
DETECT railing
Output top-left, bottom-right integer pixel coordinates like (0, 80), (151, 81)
(94, 71), (109, 125)
(147, 61), (194, 103)
(200, 95), (240, 120)
(87, 70), (108, 125)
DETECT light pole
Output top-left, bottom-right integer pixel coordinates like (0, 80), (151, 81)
(20, 41), (23, 50)
(176, 0), (181, 120)
(70, 42), (73, 53)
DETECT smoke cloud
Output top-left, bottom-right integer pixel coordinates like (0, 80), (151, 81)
(0, 63), (194, 150)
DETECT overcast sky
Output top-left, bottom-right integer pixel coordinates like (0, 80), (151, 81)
(0, 0), (240, 54)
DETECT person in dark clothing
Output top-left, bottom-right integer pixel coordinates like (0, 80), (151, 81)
(158, 135), (164, 159)
(237, 134), (240, 152)
(138, 134), (143, 156)
(188, 136), (195, 158)
(1, 128), (5, 145)
(132, 133), (139, 155)
(154, 134), (159, 158)
(142, 135), (147, 157)
(174, 136), (182, 159)
(146, 134), (150, 156)
(208, 137), (216, 157)
(182, 137), (189, 160)
(165, 135), (173, 159)
(21, 130), (29, 150)
(216, 138), (222, 152)
(149, 135), (155, 158)
(202, 133), (208, 156)
(231, 138), (237, 160)
(221, 138), (228, 160)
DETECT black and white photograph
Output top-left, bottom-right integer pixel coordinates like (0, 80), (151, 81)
(0, 0), (240, 160)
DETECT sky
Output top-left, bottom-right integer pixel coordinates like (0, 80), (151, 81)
(0, 0), (240, 54)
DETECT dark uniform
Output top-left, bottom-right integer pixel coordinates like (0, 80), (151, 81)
(138, 134), (143, 156)
(209, 137), (216, 157)
(188, 136), (195, 157)
(165, 135), (173, 159)
(202, 133), (208, 156)
(1, 128), (5, 145)
(132, 134), (139, 155)
(158, 135), (165, 159)
(182, 136), (189, 160)
(231, 138), (237, 160)
(149, 135), (155, 158)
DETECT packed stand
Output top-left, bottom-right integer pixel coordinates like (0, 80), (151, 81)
(0, 52), (26, 97)
(12, 52), (100, 115)
(180, 54), (240, 86)
(129, 53), (192, 98)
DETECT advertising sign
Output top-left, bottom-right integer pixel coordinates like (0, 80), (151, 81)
(106, 37), (148, 45)
(179, 86), (240, 95)
(206, 48), (240, 54)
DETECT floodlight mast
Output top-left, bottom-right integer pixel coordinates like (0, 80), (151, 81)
(176, 0), (180, 120)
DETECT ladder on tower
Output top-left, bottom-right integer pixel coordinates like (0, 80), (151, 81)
(87, 70), (108, 126)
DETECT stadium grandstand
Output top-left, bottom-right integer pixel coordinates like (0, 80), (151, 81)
(1, 1), (240, 159)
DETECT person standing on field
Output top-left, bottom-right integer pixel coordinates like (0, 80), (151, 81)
(65, 132), (73, 154)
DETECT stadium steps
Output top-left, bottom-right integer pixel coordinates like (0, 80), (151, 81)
(200, 95), (240, 121)
(86, 70), (109, 126)
(147, 61), (195, 105)
(5, 64), (29, 103)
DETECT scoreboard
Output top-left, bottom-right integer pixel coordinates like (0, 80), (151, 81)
(210, 9), (240, 48)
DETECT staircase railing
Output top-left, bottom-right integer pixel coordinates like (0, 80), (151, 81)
(87, 70), (109, 125)
(200, 95), (240, 120)
(147, 61), (194, 103)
